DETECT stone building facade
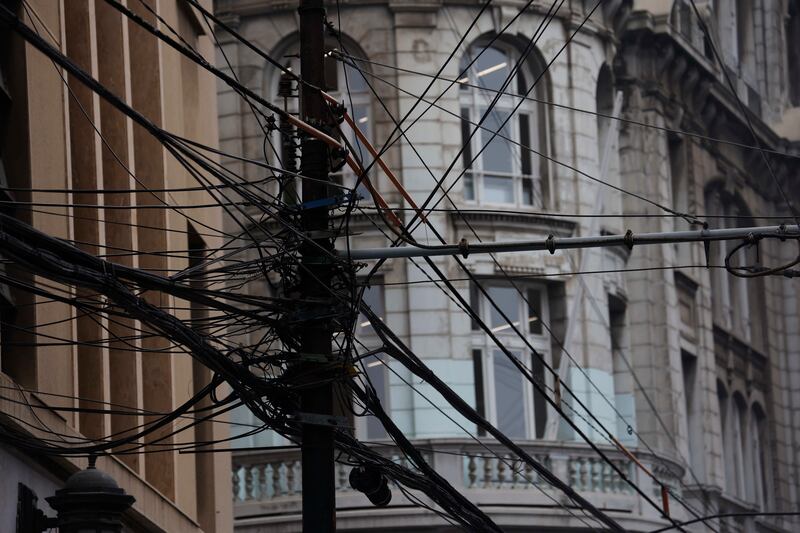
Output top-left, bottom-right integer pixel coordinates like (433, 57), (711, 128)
(0, 1), (231, 531)
(217, 0), (800, 531)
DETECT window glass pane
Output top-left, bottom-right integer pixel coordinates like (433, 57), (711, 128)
(464, 173), (475, 201)
(488, 286), (519, 330)
(364, 354), (388, 439)
(343, 62), (368, 92)
(350, 104), (371, 200)
(471, 46), (511, 92)
(480, 109), (513, 173)
(358, 283), (384, 335)
(527, 288), (543, 335)
(483, 176), (514, 203)
(469, 282), (481, 330)
(493, 350), (526, 438)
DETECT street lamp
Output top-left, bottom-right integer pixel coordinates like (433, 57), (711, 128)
(45, 456), (135, 533)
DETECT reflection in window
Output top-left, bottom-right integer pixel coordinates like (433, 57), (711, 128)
(362, 353), (389, 439)
(493, 350), (526, 438)
(458, 42), (544, 207)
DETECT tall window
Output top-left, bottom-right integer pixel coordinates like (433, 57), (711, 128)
(731, 394), (748, 499)
(459, 41), (546, 207)
(357, 282), (389, 439)
(705, 187), (763, 345)
(271, 39), (372, 199)
(788, 1), (800, 106)
(470, 282), (550, 439)
(736, 0), (756, 80)
(750, 404), (769, 508)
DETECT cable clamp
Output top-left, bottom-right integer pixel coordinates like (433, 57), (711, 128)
(623, 229), (634, 251)
(545, 234), (556, 254)
(458, 238), (470, 258)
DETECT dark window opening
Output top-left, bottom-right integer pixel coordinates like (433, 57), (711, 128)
(472, 349), (485, 436)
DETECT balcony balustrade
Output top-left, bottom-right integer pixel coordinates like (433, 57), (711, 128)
(232, 438), (685, 532)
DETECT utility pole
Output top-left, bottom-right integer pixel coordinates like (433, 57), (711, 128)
(298, 0), (336, 531)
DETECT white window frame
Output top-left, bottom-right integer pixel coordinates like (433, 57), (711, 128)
(459, 43), (543, 208)
(471, 281), (551, 439)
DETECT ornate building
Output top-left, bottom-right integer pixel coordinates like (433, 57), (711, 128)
(216, 0), (800, 531)
(0, 1), (231, 531)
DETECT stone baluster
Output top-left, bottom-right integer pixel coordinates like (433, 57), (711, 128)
(244, 465), (254, 501)
(591, 460), (601, 492)
(497, 455), (507, 488)
(232, 465), (241, 502)
(467, 455), (477, 488)
(483, 455), (492, 489)
(286, 460), (296, 495)
(525, 460), (535, 488)
(338, 463), (349, 491)
(509, 459), (522, 490)
(272, 461), (282, 497)
(256, 463), (267, 500)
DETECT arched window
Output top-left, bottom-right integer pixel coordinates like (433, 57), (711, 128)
(731, 393), (748, 499)
(736, 0), (756, 80)
(269, 37), (372, 200)
(750, 404), (770, 508)
(458, 39), (547, 208)
(705, 186), (764, 346)
(596, 64), (624, 216)
(717, 382), (732, 489)
(788, 0), (800, 106)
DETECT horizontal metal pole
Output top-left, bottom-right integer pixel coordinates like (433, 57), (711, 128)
(337, 225), (800, 260)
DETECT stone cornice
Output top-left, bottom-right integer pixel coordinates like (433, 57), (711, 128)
(617, 12), (800, 203)
(448, 209), (577, 237)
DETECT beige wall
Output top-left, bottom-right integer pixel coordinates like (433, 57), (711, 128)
(0, 1), (230, 531)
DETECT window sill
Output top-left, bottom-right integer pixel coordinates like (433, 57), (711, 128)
(449, 209), (576, 238)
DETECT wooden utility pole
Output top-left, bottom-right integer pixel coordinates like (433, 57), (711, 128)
(298, 0), (336, 530)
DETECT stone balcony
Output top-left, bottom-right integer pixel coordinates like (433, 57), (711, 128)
(232, 438), (686, 532)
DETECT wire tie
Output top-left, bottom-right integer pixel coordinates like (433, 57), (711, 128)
(545, 234), (556, 254)
(660, 484), (670, 517)
(458, 238), (470, 258)
(623, 229), (634, 251)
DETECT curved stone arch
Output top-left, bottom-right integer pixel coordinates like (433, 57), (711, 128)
(748, 389), (768, 411)
(263, 30), (374, 100)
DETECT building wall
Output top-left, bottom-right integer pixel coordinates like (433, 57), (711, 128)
(0, 1), (231, 531)
(216, 0), (800, 531)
